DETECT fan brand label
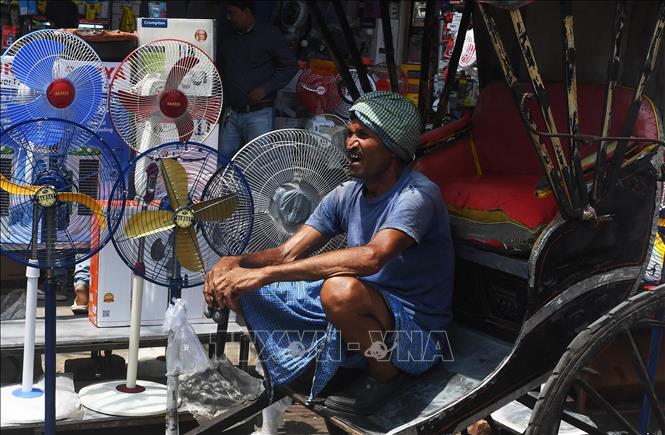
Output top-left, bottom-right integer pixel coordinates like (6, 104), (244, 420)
(141, 18), (168, 28)
(36, 187), (57, 208)
(166, 101), (181, 107)
(174, 208), (194, 228)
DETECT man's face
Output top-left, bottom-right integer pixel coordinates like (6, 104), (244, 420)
(226, 5), (253, 32)
(345, 120), (396, 180)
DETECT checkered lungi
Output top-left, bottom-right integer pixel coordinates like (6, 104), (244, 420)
(239, 279), (444, 400)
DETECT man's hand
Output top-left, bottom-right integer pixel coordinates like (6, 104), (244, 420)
(248, 86), (267, 105)
(212, 267), (268, 313)
(204, 255), (240, 308)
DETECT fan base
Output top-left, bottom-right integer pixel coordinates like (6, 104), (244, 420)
(79, 380), (175, 416)
(1, 381), (76, 424)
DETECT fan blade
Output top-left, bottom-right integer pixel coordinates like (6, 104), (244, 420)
(66, 64), (103, 124)
(116, 90), (160, 121)
(0, 173), (40, 195)
(12, 39), (64, 92)
(57, 192), (107, 229)
(124, 210), (175, 239)
(164, 56), (200, 91)
(160, 159), (189, 209)
(191, 194), (238, 222)
(189, 95), (223, 123)
(174, 112), (194, 143)
(175, 227), (204, 272)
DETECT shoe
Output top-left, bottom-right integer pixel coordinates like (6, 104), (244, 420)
(70, 303), (88, 315)
(324, 372), (408, 415)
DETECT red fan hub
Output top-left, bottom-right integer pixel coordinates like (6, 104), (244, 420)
(46, 79), (75, 109)
(159, 90), (188, 119)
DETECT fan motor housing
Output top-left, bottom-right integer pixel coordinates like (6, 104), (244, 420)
(46, 79), (76, 109)
(159, 90), (188, 119)
(174, 207), (194, 229)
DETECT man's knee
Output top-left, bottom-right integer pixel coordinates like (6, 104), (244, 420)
(320, 276), (368, 316)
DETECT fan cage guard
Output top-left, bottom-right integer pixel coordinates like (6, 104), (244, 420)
(0, 29), (108, 137)
(110, 142), (252, 288)
(232, 128), (349, 254)
(333, 69), (377, 120)
(109, 39), (223, 152)
(0, 118), (125, 270)
(296, 69), (343, 115)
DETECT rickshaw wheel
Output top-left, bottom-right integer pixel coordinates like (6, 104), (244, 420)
(526, 288), (665, 435)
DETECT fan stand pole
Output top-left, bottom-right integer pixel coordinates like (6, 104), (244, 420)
(43, 209), (57, 435)
(14, 207), (44, 397)
(165, 260), (182, 435)
(16, 260), (42, 395)
(125, 269), (145, 390)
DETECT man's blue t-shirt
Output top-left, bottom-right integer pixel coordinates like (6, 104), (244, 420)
(305, 168), (454, 332)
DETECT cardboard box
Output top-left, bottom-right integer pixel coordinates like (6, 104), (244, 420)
(89, 241), (209, 327)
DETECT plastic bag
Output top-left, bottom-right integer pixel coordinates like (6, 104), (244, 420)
(179, 354), (264, 424)
(162, 298), (211, 376)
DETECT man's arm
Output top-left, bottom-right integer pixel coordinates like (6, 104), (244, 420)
(204, 224), (328, 305)
(240, 224), (329, 267)
(212, 228), (416, 308)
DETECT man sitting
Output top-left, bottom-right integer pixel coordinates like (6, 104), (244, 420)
(204, 91), (454, 413)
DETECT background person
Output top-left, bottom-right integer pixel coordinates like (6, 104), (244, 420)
(217, 0), (298, 160)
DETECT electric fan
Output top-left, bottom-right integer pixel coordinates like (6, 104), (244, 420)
(0, 30), (107, 141)
(229, 129), (349, 254)
(0, 118), (125, 432)
(333, 68), (377, 119)
(109, 39), (223, 151)
(85, 39), (224, 419)
(78, 142), (252, 422)
(296, 69), (343, 115)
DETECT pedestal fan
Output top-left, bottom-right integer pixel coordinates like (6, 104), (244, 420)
(109, 38), (222, 150)
(0, 119), (125, 433)
(80, 39), (225, 418)
(230, 129), (349, 254)
(0, 29), (107, 140)
(0, 29), (109, 431)
(296, 69), (343, 115)
(78, 142), (252, 427)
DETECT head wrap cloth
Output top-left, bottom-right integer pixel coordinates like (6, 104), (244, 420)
(349, 91), (422, 162)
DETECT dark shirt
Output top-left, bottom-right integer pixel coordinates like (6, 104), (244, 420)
(220, 23), (298, 108)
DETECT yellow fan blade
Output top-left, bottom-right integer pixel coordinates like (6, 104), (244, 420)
(0, 173), (40, 195)
(58, 192), (107, 230)
(191, 194), (238, 222)
(175, 227), (204, 272)
(160, 159), (189, 210)
(124, 210), (175, 239)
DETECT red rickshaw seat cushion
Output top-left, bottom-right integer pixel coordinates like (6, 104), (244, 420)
(416, 81), (661, 253)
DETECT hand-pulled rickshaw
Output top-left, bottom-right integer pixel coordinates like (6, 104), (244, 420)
(187, 1), (665, 433)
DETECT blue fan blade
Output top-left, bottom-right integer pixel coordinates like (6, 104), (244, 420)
(66, 64), (103, 125)
(12, 39), (64, 92)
